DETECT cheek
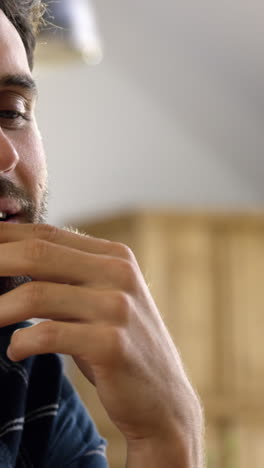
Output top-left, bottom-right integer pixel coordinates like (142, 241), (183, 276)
(14, 124), (47, 197)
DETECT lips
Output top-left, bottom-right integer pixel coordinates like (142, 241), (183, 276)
(0, 198), (23, 222)
(0, 198), (22, 216)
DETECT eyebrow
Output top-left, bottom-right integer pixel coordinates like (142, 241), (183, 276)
(0, 74), (38, 96)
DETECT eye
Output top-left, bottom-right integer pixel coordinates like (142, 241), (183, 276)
(0, 110), (30, 129)
(0, 110), (25, 119)
(0, 92), (32, 128)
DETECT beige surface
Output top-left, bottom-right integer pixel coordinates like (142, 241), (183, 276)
(64, 210), (264, 468)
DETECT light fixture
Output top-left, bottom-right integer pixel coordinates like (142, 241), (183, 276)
(36, 0), (103, 66)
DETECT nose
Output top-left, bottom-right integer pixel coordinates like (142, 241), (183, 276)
(0, 128), (19, 173)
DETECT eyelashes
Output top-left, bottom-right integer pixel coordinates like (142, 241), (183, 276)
(0, 110), (31, 129)
(0, 91), (33, 129)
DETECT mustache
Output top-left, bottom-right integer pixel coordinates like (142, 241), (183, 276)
(0, 176), (37, 222)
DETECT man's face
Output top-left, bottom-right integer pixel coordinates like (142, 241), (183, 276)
(0, 10), (48, 295)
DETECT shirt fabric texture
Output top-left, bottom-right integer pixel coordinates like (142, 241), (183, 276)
(0, 321), (108, 467)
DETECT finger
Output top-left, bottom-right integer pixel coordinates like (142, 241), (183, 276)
(0, 282), (130, 327)
(0, 223), (135, 261)
(0, 239), (137, 289)
(7, 320), (124, 365)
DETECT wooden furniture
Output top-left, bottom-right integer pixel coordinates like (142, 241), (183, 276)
(64, 210), (264, 468)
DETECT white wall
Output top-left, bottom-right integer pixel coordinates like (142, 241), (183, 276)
(34, 1), (264, 228)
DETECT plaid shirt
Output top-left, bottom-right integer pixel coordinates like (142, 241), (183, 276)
(0, 321), (108, 467)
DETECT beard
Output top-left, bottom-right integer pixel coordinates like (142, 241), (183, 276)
(0, 175), (49, 297)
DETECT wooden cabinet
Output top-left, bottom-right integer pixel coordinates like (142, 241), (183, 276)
(64, 211), (264, 467)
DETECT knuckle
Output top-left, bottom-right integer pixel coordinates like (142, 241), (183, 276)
(111, 242), (135, 261)
(20, 282), (45, 310)
(109, 291), (132, 324)
(35, 321), (57, 348)
(31, 224), (59, 243)
(115, 259), (138, 290)
(24, 238), (50, 263)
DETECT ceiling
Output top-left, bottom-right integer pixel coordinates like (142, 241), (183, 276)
(94, 0), (264, 197)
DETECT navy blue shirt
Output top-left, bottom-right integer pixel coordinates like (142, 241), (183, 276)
(0, 321), (108, 467)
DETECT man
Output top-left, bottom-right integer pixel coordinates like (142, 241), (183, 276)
(0, 1), (204, 467)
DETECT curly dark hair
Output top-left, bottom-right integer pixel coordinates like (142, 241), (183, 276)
(0, 0), (45, 70)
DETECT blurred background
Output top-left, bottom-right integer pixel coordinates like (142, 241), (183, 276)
(34, 1), (264, 467)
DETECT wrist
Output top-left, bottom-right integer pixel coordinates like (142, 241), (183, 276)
(126, 424), (204, 468)
(126, 436), (189, 468)
(126, 400), (204, 468)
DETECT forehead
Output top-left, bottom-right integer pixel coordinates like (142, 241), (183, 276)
(0, 10), (31, 76)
